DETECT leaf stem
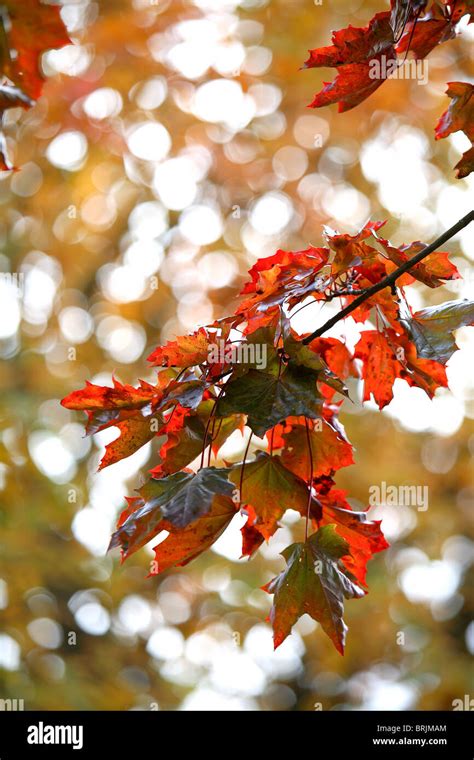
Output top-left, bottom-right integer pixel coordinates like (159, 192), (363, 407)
(200, 385), (225, 469)
(207, 417), (217, 467)
(269, 427), (275, 455)
(304, 417), (314, 543)
(302, 210), (474, 345)
(238, 432), (253, 507)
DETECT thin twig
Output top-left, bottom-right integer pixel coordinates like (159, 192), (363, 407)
(207, 416), (217, 467)
(199, 385), (226, 468)
(324, 287), (370, 301)
(399, 6), (423, 59)
(304, 418), (314, 543)
(302, 211), (474, 345)
(238, 432), (253, 508)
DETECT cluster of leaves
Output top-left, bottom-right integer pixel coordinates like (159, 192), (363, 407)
(0, 0), (70, 169)
(304, 0), (473, 177)
(62, 219), (474, 653)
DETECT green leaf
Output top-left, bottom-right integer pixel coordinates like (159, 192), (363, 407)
(263, 524), (364, 653)
(242, 327), (280, 372)
(403, 299), (474, 364)
(283, 330), (326, 372)
(217, 365), (322, 437)
(282, 326), (349, 396)
(228, 453), (311, 539)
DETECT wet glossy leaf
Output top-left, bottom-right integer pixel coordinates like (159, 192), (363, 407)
(263, 525), (364, 653)
(217, 366), (323, 437)
(403, 299), (474, 363)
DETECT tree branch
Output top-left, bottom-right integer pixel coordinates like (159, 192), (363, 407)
(302, 210), (474, 345)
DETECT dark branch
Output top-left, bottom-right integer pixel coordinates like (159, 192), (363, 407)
(302, 210), (474, 345)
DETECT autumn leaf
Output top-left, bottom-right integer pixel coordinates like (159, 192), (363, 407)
(355, 325), (450, 405)
(63, 373), (205, 420)
(396, 2), (466, 60)
(61, 378), (160, 411)
(401, 339), (448, 397)
(151, 413), (205, 479)
(435, 82), (474, 178)
(228, 452), (312, 539)
(435, 82), (473, 139)
(318, 487), (389, 587)
(3, 0), (71, 100)
(307, 338), (356, 382)
(324, 220), (387, 274)
(149, 495), (237, 574)
(0, 0), (71, 171)
(64, 377), (207, 470)
(239, 246), (329, 313)
(355, 330), (403, 409)
(61, 379), (166, 467)
(263, 525), (364, 653)
(241, 506), (265, 557)
(99, 413), (158, 471)
(375, 236), (460, 288)
(280, 420), (354, 480)
(147, 327), (213, 367)
(304, 12), (396, 112)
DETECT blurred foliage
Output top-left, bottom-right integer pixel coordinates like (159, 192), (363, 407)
(0, 0), (473, 710)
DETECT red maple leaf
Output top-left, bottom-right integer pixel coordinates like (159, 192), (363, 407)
(435, 82), (474, 178)
(304, 12), (396, 112)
